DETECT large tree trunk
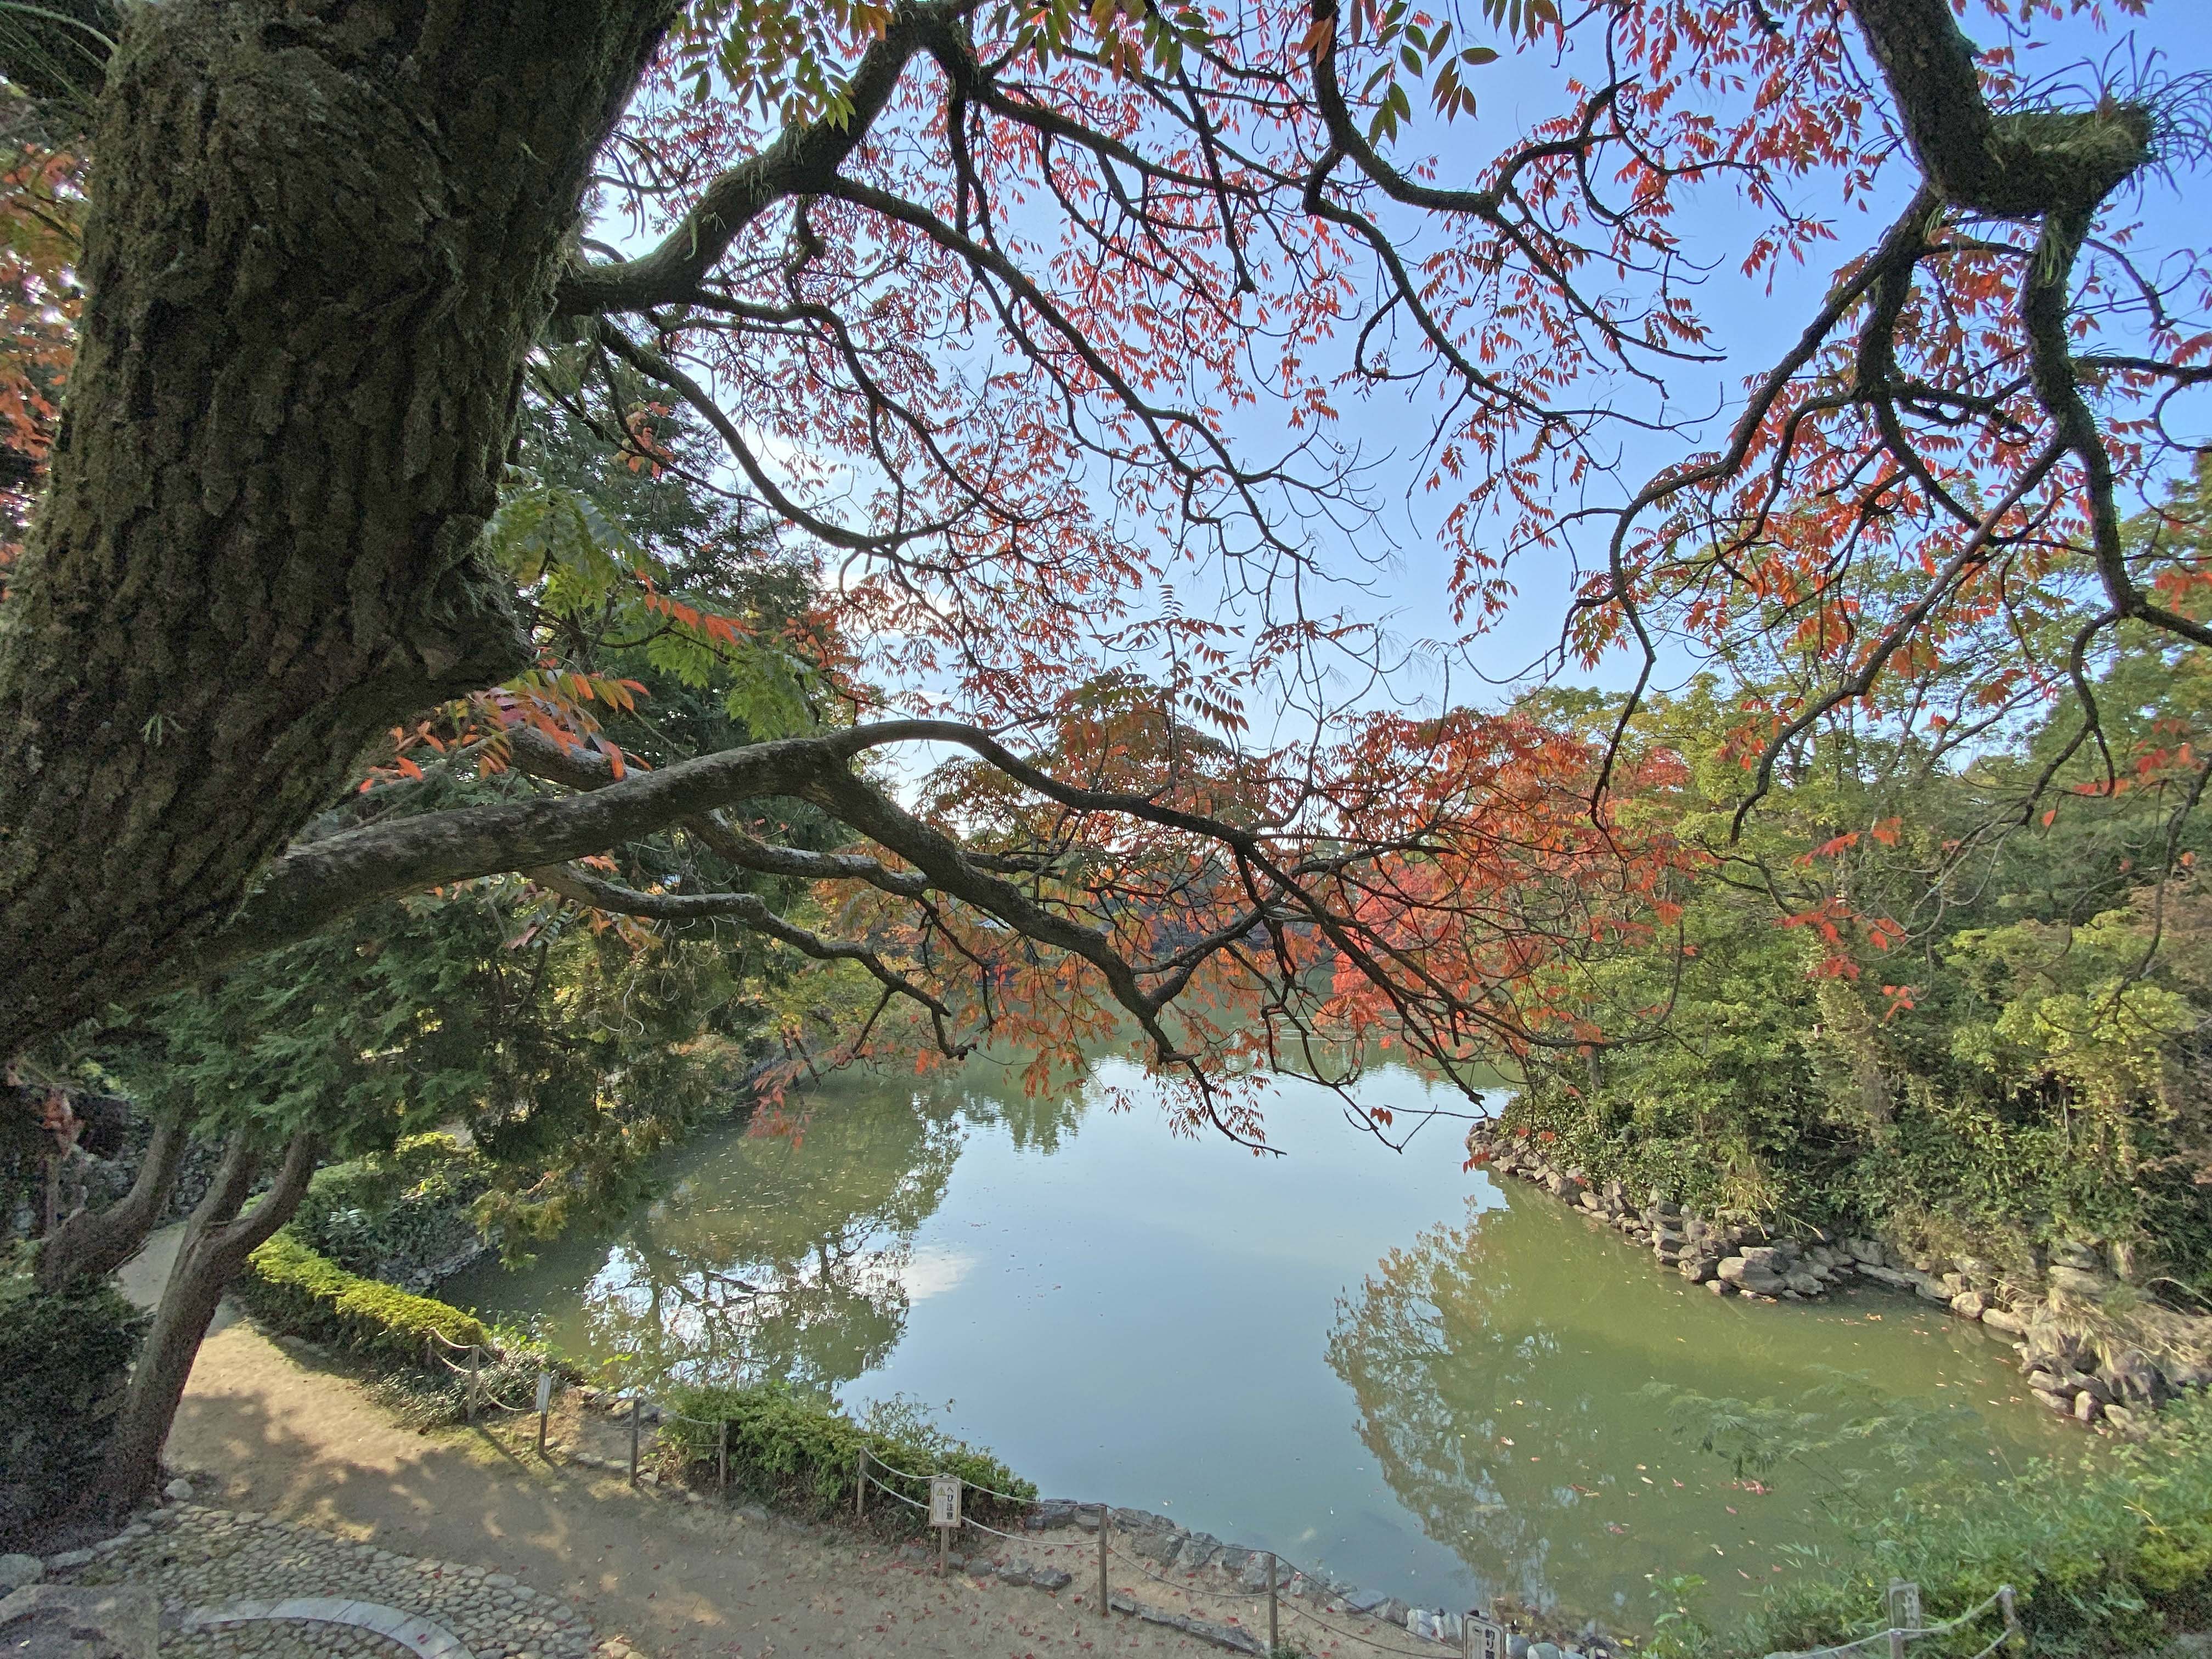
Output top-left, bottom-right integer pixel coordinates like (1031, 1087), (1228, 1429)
(0, 0), (676, 1062)
(83, 1126), (318, 1519)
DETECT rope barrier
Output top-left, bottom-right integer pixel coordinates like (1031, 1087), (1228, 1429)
(1283, 1602), (1447, 1659)
(859, 1450), (932, 1483)
(861, 1472), (929, 1511)
(589, 1386), (2020, 1659)
(1103, 1539), (1193, 1592)
(864, 1448), (1033, 1505)
(652, 1405), (724, 1427)
(1773, 1586), (2016, 1659)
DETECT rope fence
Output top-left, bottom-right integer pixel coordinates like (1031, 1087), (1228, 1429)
(444, 1356), (2025, 1659)
(1769, 1583), (2021, 1659)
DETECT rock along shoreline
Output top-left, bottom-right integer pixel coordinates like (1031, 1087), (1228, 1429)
(563, 1387), (1623, 1659)
(1467, 1123), (2212, 1440)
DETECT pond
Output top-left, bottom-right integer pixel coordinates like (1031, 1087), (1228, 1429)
(444, 1059), (2083, 1633)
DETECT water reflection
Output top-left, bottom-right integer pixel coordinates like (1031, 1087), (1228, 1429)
(461, 1071), (1086, 1389)
(453, 1061), (2073, 1629)
(1326, 1187), (2063, 1625)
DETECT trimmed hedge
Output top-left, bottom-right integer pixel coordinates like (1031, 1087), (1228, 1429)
(242, 1229), (1034, 1537)
(240, 1229), (488, 1366)
(656, 1381), (1036, 1532)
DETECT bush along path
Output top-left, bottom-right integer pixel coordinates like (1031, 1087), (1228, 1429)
(1469, 1124), (2212, 1438)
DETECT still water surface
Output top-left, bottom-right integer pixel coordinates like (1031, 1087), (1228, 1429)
(446, 1060), (2078, 1630)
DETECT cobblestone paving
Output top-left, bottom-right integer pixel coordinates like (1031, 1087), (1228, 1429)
(57, 1505), (597, 1659)
(164, 1619), (415, 1659)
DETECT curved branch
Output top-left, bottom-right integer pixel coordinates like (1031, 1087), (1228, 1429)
(556, 7), (936, 316)
(524, 862), (966, 1036)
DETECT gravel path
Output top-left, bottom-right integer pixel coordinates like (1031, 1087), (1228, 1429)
(166, 1623), (413, 1659)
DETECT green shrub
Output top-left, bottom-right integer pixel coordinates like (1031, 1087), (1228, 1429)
(1667, 1392), (2212, 1659)
(292, 1133), (490, 1286)
(0, 1267), (146, 1548)
(239, 1229), (488, 1366)
(653, 1381), (1035, 1531)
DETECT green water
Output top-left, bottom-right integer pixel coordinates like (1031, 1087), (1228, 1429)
(445, 1058), (2083, 1631)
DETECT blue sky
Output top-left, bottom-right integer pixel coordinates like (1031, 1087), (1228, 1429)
(607, 2), (2212, 746)
(1309, 0), (2212, 713)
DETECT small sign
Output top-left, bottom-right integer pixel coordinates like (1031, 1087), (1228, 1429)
(535, 1370), (555, 1414)
(1887, 1581), (1922, 1632)
(929, 1475), (962, 1529)
(1465, 1611), (1505, 1659)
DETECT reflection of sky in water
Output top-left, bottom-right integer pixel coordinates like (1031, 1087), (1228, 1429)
(449, 1058), (2089, 1631)
(900, 1244), (975, 1301)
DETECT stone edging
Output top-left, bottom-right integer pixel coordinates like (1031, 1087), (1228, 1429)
(185, 1596), (476, 1659)
(1040, 1503), (1467, 1644)
(1470, 1125), (2212, 1438)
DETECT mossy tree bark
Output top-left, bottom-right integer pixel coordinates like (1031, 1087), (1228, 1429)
(0, 0), (676, 1062)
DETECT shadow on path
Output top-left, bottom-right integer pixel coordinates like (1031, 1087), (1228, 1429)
(165, 1322), (1215, 1659)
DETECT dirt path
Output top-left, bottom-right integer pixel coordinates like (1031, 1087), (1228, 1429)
(160, 1319), (1229, 1659)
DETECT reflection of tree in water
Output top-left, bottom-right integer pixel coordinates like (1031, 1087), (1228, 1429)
(571, 1065), (1085, 1389)
(1327, 1191), (2009, 1630)
(1327, 1199), (1592, 1619)
(957, 1074), (1087, 1155)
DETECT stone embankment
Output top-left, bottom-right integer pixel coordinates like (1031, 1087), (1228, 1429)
(1015, 1502), (1606, 1658)
(1470, 1125), (2212, 1439)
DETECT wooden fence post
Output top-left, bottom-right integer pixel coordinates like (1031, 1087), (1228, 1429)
(855, 1449), (867, 1520)
(1886, 1578), (1918, 1659)
(1999, 1586), (2021, 1651)
(629, 1395), (641, 1483)
(719, 1419), (730, 1492)
(1097, 1505), (1109, 1618)
(535, 1369), (552, 1455)
(467, 1345), (481, 1424)
(1267, 1553), (1278, 1654)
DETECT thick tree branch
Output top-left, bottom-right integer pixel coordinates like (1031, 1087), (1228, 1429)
(216, 1128), (320, 1257)
(35, 1114), (185, 1290)
(1844, 0), (2151, 220)
(525, 862), (967, 1039)
(555, 6), (939, 316)
(502, 725), (932, 896)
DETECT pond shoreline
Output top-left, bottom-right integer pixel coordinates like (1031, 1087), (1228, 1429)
(561, 1383), (1628, 1659)
(433, 1064), (2087, 1637)
(1466, 1122), (2212, 1440)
